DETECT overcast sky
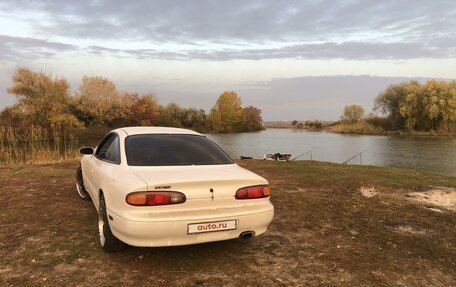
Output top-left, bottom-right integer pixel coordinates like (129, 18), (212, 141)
(1, 0), (455, 120)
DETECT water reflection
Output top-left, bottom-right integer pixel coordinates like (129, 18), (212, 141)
(206, 129), (456, 177)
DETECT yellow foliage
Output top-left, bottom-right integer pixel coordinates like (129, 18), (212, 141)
(74, 75), (122, 126)
(7, 67), (81, 131)
(377, 80), (456, 132)
(209, 91), (243, 132)
(341, 104), (365, 123)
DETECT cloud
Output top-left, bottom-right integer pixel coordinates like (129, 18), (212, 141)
(0, 0), (455, 60)
(2, 35), (455, 62)
(183, 41), (455, 60)
(0, 35), (78, 61)
(85, 39), (455, 60)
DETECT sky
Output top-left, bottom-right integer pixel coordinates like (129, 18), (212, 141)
(0, 0), (455, 120)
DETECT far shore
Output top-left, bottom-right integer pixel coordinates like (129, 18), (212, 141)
(263, 124), (456, 137)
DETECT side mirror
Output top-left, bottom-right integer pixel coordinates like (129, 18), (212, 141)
(79, 147), (94, 155)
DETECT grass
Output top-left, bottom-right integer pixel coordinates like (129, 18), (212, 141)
(328, 121), (456, 137)
(328, 121), (383, 134)
(0, 126), (81, 164)
(255, 160), (456, 189)
(1, 160), (455, 286)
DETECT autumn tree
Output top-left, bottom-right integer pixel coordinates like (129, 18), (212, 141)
(0, 103), (27, 127)
(443, 81), (456, 131)
(159, 103), (185, 128)
(240, 106), (263, 131)
(208, 109), (222, 132)
(420, 80), (456, 131)
(306, 120), (323, 129)
(399, 80), (428, 130)
(158, 103), (209, 132)
(375, 80), (456, 132)
(7, 67), (81, 130)
(209, 91), (243, 133)
(181, 108), (208, 131)
(374, 82), (411, 130)
(74, 76), (122, 126)
(341, 104), (365, 123)
(121, 93), (160, 126)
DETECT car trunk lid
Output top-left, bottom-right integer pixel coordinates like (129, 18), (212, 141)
(129, 164), (267, 200)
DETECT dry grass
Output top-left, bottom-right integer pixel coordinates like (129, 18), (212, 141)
(0, 126), (80, 164)
(1, 160), (455, 286)
(329, 121), (383, 134)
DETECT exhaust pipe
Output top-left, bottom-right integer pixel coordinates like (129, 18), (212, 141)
(239, 231), (255, 239)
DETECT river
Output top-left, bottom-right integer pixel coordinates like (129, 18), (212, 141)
(206, 129), (456, 177)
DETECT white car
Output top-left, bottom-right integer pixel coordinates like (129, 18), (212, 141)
(75, 127), (274, 252)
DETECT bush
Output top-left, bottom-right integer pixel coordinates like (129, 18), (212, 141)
(329, 120), (383, 134)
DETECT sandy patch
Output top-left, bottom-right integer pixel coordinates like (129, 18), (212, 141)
(360, 186), (379, 198)
(407, 186), (456, 212)
(391, 225), (429, 236)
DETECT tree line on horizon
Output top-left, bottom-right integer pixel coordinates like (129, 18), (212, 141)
(0, 68), (263, 134)
(334, 80), (456, 134)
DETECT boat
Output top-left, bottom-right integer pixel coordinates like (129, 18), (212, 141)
(263, 153), (292, 162)
(240, 156), (253, 160)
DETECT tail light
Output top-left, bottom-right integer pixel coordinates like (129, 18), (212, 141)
(235, 185), (270, 199)
(126, 191), (186, 206)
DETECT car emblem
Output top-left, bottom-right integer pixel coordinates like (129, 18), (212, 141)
(154, 185), (171, 189)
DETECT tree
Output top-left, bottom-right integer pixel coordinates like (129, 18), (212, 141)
(442, 81), (456, 131)
(0, 103), (27, 127)
(7, 67), (81, 130)
(341, 105), (365, 123)
(181, 108), (208, 131)
(375, 80), (456, 132)
(209, 91), (243, 132)
(306, 120), (323, 129)
(208, 108), (222, 132)
(240, 106), (263, 131)
(291, 120), (298, 126)
(398, 81), (423, 130)
(74, 76), (121, 126)
(122, 93), (160, 126)
(421, 80), (456, 131)
(159, 103), (184, 127)
(374, 82), (411, 130)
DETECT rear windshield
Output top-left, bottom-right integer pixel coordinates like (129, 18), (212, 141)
(125, 134), (234, 166)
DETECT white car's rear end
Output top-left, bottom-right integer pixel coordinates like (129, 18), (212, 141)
(78, 127), (274, 250)
(112, 164), (274, 247)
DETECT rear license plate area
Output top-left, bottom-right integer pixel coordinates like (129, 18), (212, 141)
(188, 220), (237, 234)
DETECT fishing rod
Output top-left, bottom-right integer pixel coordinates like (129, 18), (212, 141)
(342, 149), (368, 164)
(258, 147), (272, 159)
(290, 147), (319, 161)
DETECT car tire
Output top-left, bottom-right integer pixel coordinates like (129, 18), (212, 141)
(75, 166), (90, 201)
(99, 194), (126, 252)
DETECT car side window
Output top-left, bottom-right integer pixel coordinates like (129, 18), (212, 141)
(96, 134), (120, 164)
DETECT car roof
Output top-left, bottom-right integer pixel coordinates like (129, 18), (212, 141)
(116, 126), (203, 136)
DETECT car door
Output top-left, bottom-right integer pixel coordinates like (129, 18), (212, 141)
(89, 133), (121, 208)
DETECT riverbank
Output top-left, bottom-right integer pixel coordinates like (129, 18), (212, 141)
(1, 160), (455, 286)
(264, 123), (456, 137)
(328, 123), (456, 137)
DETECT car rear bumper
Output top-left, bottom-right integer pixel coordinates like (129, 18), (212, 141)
(107, 204), (274, 247)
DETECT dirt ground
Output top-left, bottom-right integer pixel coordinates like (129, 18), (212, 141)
(0, 160), (455, 286)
